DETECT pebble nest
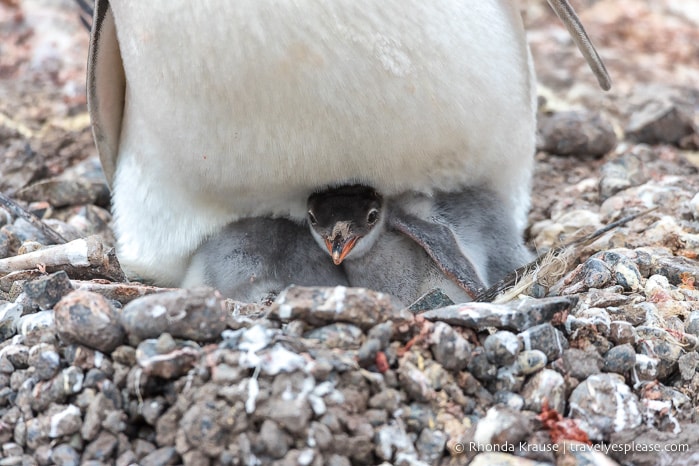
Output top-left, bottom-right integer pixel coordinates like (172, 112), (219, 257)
(1, 1), (699, 465)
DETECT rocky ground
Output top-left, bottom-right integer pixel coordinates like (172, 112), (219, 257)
(1, 0), (698, 465)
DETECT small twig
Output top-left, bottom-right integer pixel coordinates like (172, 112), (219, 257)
(477, 207), (658, 302)
(70, 280), (171, 304)
(0, 235), (125, 282)
(0, 191), (67, 245)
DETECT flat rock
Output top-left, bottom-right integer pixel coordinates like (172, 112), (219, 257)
(609, 424), (699, 466)
(420, 296), (577, 332)
(269, 286), (408, 331)
(625, 91), (696, 146)
(120, 287), (227, 344)
(537, 110), (617, 157)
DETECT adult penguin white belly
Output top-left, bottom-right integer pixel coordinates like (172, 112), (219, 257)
(88, 1), (537, 286)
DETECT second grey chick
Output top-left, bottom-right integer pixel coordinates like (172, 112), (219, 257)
(307, 185), (531, 304)
(182, 217), (348, 303)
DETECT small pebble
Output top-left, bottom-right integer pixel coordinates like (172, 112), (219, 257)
(22, 271), (74, 310)
(518, 323), (568, 361)
(269, 286), (406, 331)
(626, 96), (696, 146)
(686, 311), (699, 336)
(678, 351), (699, 381)
(415, 428), (448, 465)
(0, 302), (22, 339)
(512, 350), (548, 376)
(473, 405), (532, 447)
(135, 339), (201, 379)
(537, 110), (617, 157)
(599, 152), (647, 201)
(636, 327), (683, 380)
(608, 321), (636, 345)
(603, 344), (636, 375)
(27, 343), (60, 381)
(54, 291), (125, 353)
(429, 322), (472, 371)
(521, 369), (565, 413)
(633, 354), (661, 383)
(483, 331), (521, 366)
(51, 443), (81, 466)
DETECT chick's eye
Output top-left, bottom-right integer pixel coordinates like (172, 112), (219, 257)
(308, 211), (317, 225)
(367, 209), (379, 225)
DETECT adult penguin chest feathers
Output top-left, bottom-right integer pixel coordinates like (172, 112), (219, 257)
(109, 1), (535, 215)
(92, 0), (536, 284)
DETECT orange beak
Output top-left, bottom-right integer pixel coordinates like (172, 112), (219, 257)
(324, 236), (359, 265)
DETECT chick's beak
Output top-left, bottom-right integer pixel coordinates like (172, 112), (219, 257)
(324, 236), (359, 265)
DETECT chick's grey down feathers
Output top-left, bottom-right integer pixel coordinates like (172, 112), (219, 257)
(185, 185), (532, 305)
(183, 218), (349, 304)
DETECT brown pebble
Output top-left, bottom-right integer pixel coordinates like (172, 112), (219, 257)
(54, 290), (125, 353)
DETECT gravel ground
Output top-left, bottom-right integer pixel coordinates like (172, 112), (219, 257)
(1, 1), (699, 465)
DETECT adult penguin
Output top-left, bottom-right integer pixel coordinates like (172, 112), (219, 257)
(86, 1), (608, 286)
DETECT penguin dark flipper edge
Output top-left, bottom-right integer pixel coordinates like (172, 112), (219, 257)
(388, 210), (487, 300)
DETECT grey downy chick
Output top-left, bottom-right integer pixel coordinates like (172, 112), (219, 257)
(307, 185), (531, 305)
(182, 217), (348, 303)
(307, 185), (448, 304)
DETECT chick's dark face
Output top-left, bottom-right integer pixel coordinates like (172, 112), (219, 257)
(307, 185), (383, 265)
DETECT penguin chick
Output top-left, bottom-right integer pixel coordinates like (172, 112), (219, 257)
(307, 185), (385, 266)
(182, 217), (349, 303)
(306, 185), (522, 304)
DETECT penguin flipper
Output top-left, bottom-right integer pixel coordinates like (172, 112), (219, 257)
(389, 211), (486, 300)
(87, 0), (124, 185)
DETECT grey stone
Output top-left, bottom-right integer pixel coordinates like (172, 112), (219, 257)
(120, 287), (227, 344)
(429, 322), (472, 371)
(416, 428), (448, 465)
(304, 323), (364, 350)
(538, 110), (617, 157)
(569, 374), (642, 440)
(484, 331), (521, 366)
(603, 344), (636, 375)
(519, 323), (568, 361)
(557, 348), (603, 380)
(140, 447), (179, 466)
(608, 321), (636, 345)
(599, 152), (647, 201)
(521, 369), (566, 413)
(23, 271), (73, 310)
(679, 351), (699, 381)
(513, 350), (548, 376)
(408, 288), (454, 313)
(51, 443), (80, 466)
(421, 296), (578, 332)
